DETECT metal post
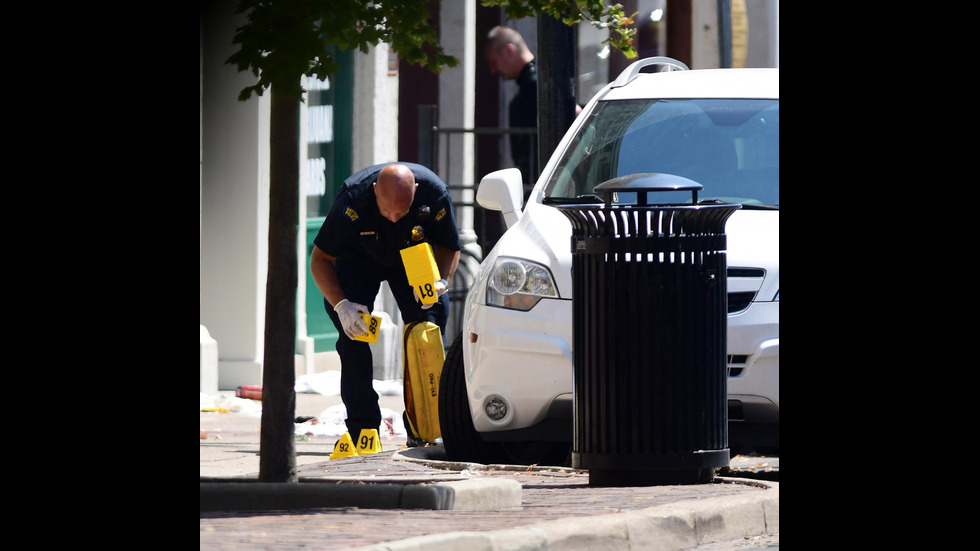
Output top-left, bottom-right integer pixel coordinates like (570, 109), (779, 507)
(536, 15), (577, 187)
(417, 104), (437, 170)
(717, 0), (732, 68)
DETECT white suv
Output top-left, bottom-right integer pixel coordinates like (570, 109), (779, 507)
(439, 58), (779, 464)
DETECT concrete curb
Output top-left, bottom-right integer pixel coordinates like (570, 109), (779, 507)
(352, 478), (778, 550)
(391, 446), (587, 474)
(199, 477), (522, 512)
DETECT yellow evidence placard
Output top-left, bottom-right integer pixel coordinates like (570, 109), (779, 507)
(352, 312), (381, 343)
(400, 243), (440, 305)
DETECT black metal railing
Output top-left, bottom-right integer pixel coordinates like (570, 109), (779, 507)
(417, 104), (538, 206)
(418, 105), (538, 345)
(443, 247), (481, 342)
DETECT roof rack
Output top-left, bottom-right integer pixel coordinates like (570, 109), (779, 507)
(610, 56), (689, 88)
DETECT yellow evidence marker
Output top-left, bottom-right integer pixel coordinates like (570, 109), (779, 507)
(329, 432), (358, 460)
(351, 312), (381, 343)
(400, 243), (440, 306)
(355, 428), (382, 455)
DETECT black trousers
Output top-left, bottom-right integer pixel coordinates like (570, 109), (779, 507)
(325, 261), (448, 440)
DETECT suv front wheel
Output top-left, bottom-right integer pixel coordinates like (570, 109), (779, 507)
(439, 333), (509, 464)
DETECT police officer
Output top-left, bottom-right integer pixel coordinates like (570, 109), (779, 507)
(310, 162), (461, 445)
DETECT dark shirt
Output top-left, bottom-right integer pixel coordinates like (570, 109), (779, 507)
(509, 61), (538, 185)
(314, 162), (461, 274)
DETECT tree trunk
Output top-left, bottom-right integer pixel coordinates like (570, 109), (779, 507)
(259, 85), (300, 483)
(535, 15), (578, 171)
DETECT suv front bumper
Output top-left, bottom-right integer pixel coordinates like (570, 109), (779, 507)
(463, 297), (779, 438)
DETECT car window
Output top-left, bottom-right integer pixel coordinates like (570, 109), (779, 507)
(543, 98), (779, 207)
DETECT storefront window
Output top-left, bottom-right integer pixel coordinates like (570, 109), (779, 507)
(305, 47), (352, 219)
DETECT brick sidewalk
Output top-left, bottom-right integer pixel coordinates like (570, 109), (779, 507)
(200, 452), (770, 550)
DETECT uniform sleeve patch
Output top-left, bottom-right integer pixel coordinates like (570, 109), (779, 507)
(435, 207), (447, 221)
(344, 206), (359, 222)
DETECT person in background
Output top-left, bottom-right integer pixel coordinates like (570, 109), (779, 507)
(310, 162), (461, 446)
(484, 25), (539, 192)
(484, 25), (582, 195)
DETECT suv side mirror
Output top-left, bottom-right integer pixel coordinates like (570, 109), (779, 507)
(476, 168), (524, 228)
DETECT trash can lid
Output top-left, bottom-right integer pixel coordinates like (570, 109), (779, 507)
(594, 173), (702, 206)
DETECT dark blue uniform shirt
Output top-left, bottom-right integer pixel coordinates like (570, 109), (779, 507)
(314, 162), (461, 273)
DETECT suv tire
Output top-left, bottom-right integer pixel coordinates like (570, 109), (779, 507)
(439, 332), (509, 464)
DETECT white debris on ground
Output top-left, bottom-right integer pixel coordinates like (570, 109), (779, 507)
(200, 392), (263, 415)
(294, 370), (403, 398)
(294, 371), (406, 439)
(294, 403), (407, 439)
(199, 371), (407, 439)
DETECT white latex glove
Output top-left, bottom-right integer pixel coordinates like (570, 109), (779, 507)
(415, 279), (448, 310)
(334, 299), (369, 339)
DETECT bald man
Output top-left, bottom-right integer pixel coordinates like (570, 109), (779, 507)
(311, 162), (461, 444)
(484, 25), (538, 188)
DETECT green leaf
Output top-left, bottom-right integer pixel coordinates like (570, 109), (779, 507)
(227, 0), (631, 101)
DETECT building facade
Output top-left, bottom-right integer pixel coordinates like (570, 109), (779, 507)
(200, 0), (778, 392)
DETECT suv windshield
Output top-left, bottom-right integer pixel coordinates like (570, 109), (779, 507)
(543, 98), (779, 207)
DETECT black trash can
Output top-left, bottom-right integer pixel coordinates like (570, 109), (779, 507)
(557, 173), (740, 486)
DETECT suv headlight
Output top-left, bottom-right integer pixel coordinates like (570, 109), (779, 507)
(486, 257), (559, 311)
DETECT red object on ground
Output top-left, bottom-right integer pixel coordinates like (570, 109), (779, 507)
(236, 385), (262, 400)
